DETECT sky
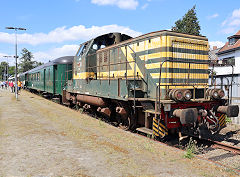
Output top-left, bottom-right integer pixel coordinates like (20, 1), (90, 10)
(0, 0), (240, 66)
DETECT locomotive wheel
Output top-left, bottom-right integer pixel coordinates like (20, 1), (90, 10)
(119, 114), (136, 131)
(116, 101), (136, 131)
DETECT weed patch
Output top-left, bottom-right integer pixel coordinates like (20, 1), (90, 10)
(184, 137), (197, 159)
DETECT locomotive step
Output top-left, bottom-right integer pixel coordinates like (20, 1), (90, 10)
(130, 88), (147, 92)
(143, 109), (161, 115)
(136, 127), (153, 136)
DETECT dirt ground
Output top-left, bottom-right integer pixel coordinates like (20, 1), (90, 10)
(0, 89), (238, 177)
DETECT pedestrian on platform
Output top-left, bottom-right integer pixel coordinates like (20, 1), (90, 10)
(5, 81), (8, 89)
(9, 81), (14, 93)
(18, 80), (21, 92)
(3, 81), (6, 89)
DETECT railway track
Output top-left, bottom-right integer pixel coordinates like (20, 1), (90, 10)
(136, 132), (240, 175)
(208, 139), (240, 155)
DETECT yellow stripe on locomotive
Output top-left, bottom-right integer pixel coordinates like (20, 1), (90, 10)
(153, 117), (168, 138)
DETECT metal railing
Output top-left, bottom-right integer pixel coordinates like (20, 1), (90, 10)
(155, 59), (234, 115)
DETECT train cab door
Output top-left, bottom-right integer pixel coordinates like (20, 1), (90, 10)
(43, 69), (46, 91)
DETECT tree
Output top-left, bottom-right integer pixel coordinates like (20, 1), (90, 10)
(18, 48), (43, 73)
(8, 66), (15, 77)
(172, 5), (201, 36)
(0, 62), (8, 80)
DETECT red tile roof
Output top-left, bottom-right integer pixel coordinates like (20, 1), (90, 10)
(218, 30), (240, 54)
(235, 30), (240, 36)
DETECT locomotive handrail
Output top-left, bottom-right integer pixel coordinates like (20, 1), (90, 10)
(127, 45), (137, 114)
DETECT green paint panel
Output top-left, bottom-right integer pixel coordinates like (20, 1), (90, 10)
(25, 63), (72, 96)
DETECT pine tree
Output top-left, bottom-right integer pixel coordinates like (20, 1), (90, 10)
(172, 5), (201, 36)
(19, 48), (43, 73)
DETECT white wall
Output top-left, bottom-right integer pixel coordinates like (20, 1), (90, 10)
(214, 50), (240, 75)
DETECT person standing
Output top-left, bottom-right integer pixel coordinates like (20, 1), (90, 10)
(18, 80), (21, 92)
(9, 81), (14, 93)
(3, 81), (6, 89)
(5, 81), (8, 89)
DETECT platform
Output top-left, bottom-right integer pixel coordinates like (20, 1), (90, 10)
(0, 89), (236, 176)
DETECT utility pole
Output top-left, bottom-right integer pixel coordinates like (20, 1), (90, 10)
(5, 27), (26, 100)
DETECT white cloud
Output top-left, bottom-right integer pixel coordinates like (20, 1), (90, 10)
(91, 0), (139, 10)
(221, 19), (228, 26)
(221, 27), (236, 34)
(34, 44), (79, 63)
(0, 53), (15, 66)
(0, 24), (142, 46)
(221, 8), (240, 34)
(1, 45), (79, 65)
(141, 3), (149, 10)
(232, 8), (240, 18)
(209, 41), (225, 49)
(229, 19), (240, 26)
(207, 13), (219, 20)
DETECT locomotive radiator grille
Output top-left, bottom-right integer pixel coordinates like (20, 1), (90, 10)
(143, 35), (209, 89)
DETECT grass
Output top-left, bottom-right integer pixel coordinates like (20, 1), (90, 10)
(225, 116), (232, 124)
(143, 138), (155, 152)
(184, 137), (197, 159)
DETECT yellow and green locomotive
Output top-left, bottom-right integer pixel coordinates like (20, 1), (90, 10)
(62, 30), (239, 138)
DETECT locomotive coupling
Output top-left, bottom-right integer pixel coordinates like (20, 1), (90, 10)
(173, 108), (198, 124)
(217, 105), (239, 117)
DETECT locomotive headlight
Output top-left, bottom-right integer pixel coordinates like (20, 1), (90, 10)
(212, 90), (218, 99)
(218, 89), (225, 98)
(174, 90), (184, 101)
(209, 89), (225, 100)
(183, 90), (192, 101)
(169, 89), (188, 101)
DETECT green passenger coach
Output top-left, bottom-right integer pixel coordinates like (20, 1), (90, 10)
(19, 56), (73, 97)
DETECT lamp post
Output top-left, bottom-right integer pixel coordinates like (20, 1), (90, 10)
(6, 27), (26, 99)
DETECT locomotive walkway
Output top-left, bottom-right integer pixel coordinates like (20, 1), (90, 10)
(0, 89), (238, 176)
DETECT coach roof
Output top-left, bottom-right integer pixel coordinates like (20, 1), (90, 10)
(24, 56), (74, 74)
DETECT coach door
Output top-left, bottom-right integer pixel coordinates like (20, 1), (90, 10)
(53, 65), (57, 94)
(44, 69), (46, 91)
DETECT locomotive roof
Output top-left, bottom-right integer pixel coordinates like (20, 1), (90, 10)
(97, 30), (208, 51)
(22, 56), (74, 74)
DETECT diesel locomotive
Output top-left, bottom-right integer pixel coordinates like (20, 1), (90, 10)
(21, 30), (239, 139)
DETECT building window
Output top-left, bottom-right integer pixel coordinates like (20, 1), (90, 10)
(222, 57), (235, 66)
(229, 38), (236, 45)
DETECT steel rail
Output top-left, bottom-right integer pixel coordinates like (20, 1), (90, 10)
(208, 139), (240, 155)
